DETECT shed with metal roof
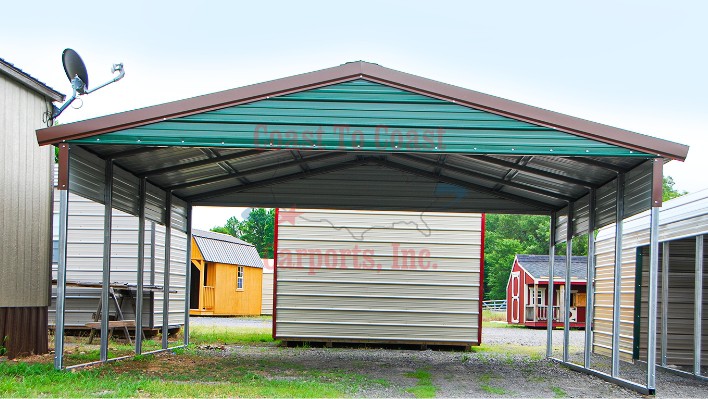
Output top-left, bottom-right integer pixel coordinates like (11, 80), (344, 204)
(190, 229), (263, 316)
(507, 255), (588, 329)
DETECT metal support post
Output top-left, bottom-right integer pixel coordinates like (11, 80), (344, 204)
(584, 189), (597, 368)
(646, 206), (660, 391)
(162, 192), (172, 349)
(611, 173), (625, 377)
(100, 159), (114, 362)
(183, 204), (193, 347)
(564, 204), (573, 362)
(54, 189), (70, 369)
(547, 211), (557, 358)
(135, 178), (146, 354)
(694, 235), (703, 376)
(661, 242), (669, 367)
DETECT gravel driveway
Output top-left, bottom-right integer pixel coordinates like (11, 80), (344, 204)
(191, 317), (708, 397)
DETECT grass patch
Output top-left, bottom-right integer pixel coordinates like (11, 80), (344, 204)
(482, 309), (506, 322)
(482, 321), (526, 329)
(551, 386), (568, 398)
(405, 369), (437, 398)
(479, 373), (508, 395)
(0, 351), (386, 398)
(189, 325), (277, 345)
(468, 344), (544, 361)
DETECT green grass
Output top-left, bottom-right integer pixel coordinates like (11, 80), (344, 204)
(189, 325), (277, 345)
(551, 386), (568, 398)
(479, 373), (508, 395)
(482, 309), (507, 322)
(0, 352), (386, 398)
(405, 369), (437, 398)
(468, 344), (544, 361)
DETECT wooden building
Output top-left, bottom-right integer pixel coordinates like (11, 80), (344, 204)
(506, 255), (587, 328)
(261, 259), (274, 316)
(0, 58), (64, 358)
(593, 189), (707, 378)
(274, 209), (484, 348)
(190, 229), (263, 316)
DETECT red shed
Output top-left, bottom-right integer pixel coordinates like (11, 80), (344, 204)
(506, 255), (587, 328)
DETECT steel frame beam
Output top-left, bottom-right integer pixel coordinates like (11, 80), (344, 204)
(611, 173), (625, 377)
(54, 144), (70, 370)
(379, 158), (555, 212)
(100, 159), (114, 362)
(647, 206), (660, 390)
(162, 192), (172, 349)
(466, 155), (599, 188)
(135, 178), (146, 354)
(551, 358), (653, 395)
(584, 189), (597, 369)
(138, 149), (264, 178)
(397, 154), (577, 202)
(563, 203), (573, 362)
(694, 235), (703, 376)
(547, 211), (557, 358)
(183, 204), (193, 347)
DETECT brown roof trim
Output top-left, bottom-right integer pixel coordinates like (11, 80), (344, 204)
(36, 61), (689, 161)
(0, 58), (65, 102)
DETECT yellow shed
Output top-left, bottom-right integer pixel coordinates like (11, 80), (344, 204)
(189, 229), (264, 316)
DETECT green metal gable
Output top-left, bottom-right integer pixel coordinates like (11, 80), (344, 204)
(71, 80), (651, 156)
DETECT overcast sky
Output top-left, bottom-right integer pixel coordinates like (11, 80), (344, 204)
(3, 1), (706, 229)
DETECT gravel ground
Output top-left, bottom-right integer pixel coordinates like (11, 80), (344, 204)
(191, 317), (708, 397)
(190, 316), (271, 329)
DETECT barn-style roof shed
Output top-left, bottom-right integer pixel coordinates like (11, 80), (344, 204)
(39, 61), (689, 394)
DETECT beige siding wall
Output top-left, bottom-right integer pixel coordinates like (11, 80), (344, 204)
(593, 190), (708, 365)
(262, 268), (274, 315)
(275, 209), (482, 344)
(0, 75), (53, 307)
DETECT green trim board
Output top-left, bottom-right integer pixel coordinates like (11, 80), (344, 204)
(71, 80), (652, 157)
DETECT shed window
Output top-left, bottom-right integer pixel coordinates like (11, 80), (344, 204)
(237, 266), (244, 290)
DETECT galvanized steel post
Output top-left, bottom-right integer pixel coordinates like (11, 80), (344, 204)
(135, 178), (146, 354)
(646, 206), (660, 391)
(162, 192), (172, 349)
(564, 204), (573, 362)
(547, 211), (557, 358)
(661, 242), (669, 367)
(584, 189), (597, 369)
(694, 235), (703, 376)
(54, 144), (71, 370)
(183, 204), (193, 347)
(100, 159), (114, 362)
(611, 173), (625, 377)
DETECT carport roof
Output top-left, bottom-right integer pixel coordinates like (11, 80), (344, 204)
(37, 61), (689, 215)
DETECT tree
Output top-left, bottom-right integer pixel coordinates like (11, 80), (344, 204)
(211, 208), (275, 258)
(663, 176), (686, 202)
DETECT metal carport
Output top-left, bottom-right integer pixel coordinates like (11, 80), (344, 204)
(37, 61), (689, 394)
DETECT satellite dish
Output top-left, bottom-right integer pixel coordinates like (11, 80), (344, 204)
(62, 49), (89, 94)
(47, 48), (125, 125)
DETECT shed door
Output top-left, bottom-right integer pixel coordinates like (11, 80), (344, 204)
(511, 272), (520, 323)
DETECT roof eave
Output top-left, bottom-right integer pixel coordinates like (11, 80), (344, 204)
(36, 61), (689, 161)
(0, 59), (65, 102)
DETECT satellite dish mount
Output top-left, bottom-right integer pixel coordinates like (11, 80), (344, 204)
(49, 48), (125, 124)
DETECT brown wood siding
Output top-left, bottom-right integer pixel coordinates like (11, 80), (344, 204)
(0, 307), (48, 358)
(0, 75), (53, 307)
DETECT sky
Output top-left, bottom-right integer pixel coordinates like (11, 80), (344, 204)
(2, 1), (706, 230)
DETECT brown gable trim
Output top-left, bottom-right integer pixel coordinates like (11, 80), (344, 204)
(35, 62), (689, 161)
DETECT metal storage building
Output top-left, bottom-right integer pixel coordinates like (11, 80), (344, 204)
(274, 209), (483, 347)
(34, 60), (690, 393)
(0, 58), (64, 358)
(49, 186), (187, 331)
(594, 189), (707, 379)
